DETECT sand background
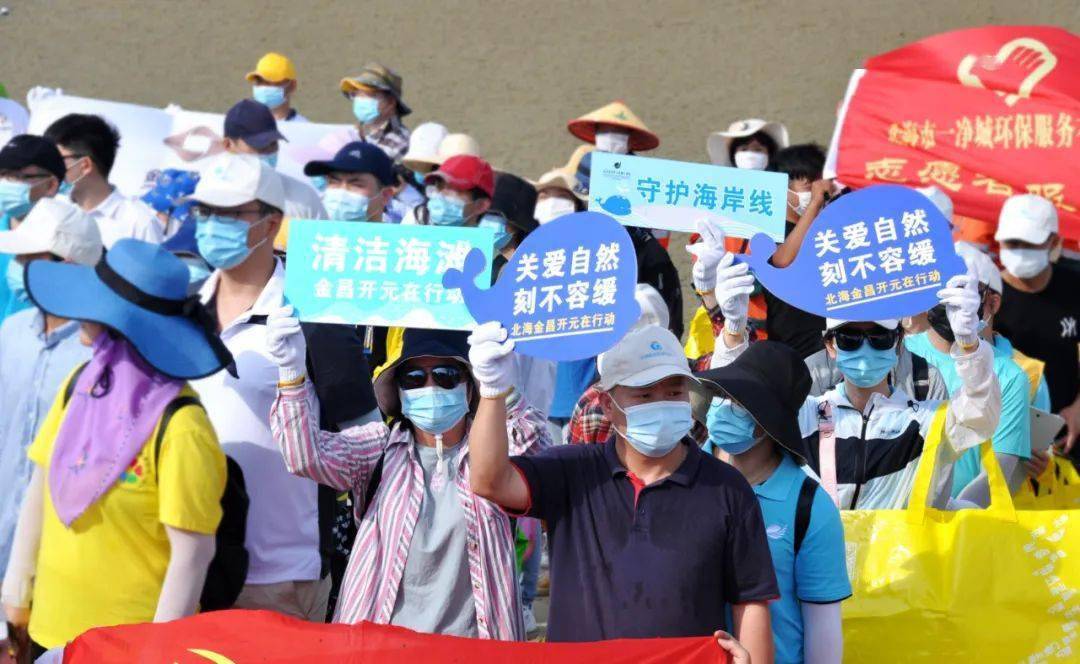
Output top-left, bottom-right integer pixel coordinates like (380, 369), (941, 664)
(2, 0), (1077, 328)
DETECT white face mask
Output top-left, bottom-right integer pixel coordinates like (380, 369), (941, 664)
(595, 130), (630, 154)
(733, 150), (768, 170)
(534, 197), (576, 224)
(1000, 246), (1050, 279)
(789, 189), (813, 216)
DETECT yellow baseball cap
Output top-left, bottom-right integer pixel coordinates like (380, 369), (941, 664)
(246, 52), (296, 84)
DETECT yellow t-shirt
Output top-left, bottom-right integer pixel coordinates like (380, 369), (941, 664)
(26, 377), (226, 648)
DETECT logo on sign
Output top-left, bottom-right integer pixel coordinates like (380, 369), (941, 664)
(957, 37), (1057, 106)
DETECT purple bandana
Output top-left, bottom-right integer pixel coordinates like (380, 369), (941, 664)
(49, 332), (183, 526)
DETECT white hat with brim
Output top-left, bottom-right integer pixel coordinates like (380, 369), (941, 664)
(533, 168), (586, 202)
(0, 198), (102, 266)
(707, 119), (790, 166)
(955, 241), (1003, 293)
(401, 122), (449, 173)
(185, 153), (286, 211)
(436, 133), (481, 163)
(825, 318), (900, 331)
(596, 324), (695, 391)
(994, 194), (1058, 244)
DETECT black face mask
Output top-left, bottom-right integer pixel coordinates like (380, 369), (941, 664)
(927, 296), (986, 344)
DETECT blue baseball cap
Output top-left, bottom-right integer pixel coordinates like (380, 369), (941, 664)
(224, 99), (287, 150)
(303, 141), (394, 186)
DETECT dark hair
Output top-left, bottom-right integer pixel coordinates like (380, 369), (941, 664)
(729, 131), (779, 163)
(770, 143), (825, 183)
(43, 114), (121, 177)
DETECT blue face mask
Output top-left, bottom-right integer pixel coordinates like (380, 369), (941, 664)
(58, 180), (74, 197)
(185, 261), (212, 286)
(323, 187), (371, 221)
(352, 96), (381, 124)
(400, 384), (469, 434)
(0, 180), (33, 218)
(705, 398), (759, 455)
(5, 259), (26, 302)
(614, 400), (694, 458)
(426, 195), (466, 226)
(195, 214), (268, 270)
(835, 342), (898, 388)
(479, 213), (512, 250)
(309, 175), (328, 193)
(259, 153), (279, 170)
(252, 84), (287, 109)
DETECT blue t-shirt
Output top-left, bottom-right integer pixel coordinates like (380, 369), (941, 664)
(904, 332), (1032, 496)
(0, 214), (32, 322)
(548, 357), (597, 420)
(754, 454), (852, 664)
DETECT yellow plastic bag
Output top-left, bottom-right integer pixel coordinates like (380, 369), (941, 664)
(842, 406), (1080, 661)
(1016, 454), (1080, 511)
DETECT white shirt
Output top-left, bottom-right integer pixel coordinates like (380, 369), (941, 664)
(191, 259), (323, 585)
(77, 188), (164, 248)
(280, 172), (327, 220)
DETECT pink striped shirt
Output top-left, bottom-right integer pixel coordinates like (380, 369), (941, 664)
(270, 383), (551, 640)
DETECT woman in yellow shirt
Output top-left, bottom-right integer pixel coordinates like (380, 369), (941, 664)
(1, 239), (233, 659)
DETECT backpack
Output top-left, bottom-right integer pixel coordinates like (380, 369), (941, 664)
(793, 475), (818, 555)
(64, 364), (250, 611)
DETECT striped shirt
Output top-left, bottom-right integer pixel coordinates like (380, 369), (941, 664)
(271, 383), (551, 640)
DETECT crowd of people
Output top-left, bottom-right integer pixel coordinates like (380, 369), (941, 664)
(0, 51), (1077, 664)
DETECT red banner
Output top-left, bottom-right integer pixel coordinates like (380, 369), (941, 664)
(833, 26), (1080, 244)
(62, 610), (728, 663)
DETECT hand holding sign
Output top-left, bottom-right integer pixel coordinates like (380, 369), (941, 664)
(443, 211), (640, 362)
(736, 185), (966, 321)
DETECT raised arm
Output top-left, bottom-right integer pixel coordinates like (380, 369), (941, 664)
(771, 179), (832, 269)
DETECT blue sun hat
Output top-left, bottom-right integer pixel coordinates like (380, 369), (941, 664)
(25, 238), (233, 379)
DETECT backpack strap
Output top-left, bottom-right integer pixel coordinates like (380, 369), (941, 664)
(911, 353), (930, 401)
(360, 454), (385, 517)
(62, 362), (90, 407)
(153, 396), (204, 466)
(794, 475), (818, 555)
(816, 402), (840, 507)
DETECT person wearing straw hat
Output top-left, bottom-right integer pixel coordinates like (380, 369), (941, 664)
(246, 52), (307, 123)
(706, 119), (790, 169)
(696, 341), (850, 664)
(567, 101), (659, 154)
(1, 238), (232, 659)
(532, 168), (585, 225)
(339, 62), (412, 161)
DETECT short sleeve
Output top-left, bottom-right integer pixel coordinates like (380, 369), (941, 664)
(795, 488), (853, 603)
(27, 368), (80, 467)
(509, 449), (570, 522)
(157, 403), (226, 534)
(992, 367), (1033, 460)
(723, 485), (780, 604)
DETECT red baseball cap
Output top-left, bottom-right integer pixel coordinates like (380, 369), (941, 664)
(424, 155), (495, 198)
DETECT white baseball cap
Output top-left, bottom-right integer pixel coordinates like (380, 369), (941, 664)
(632, 283), (669, 331)
(916, 185), (954, 224)
(0, 198), (102, 265)
(955, 241), (1002, 293)
(995, 194), (1058, 244)
(825, 318), (900, 331)
(597, 324), (694, 391)
(187, 153), (286, 211)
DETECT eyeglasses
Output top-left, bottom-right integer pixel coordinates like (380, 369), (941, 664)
(830, 327), (899, 352)
(395, 364), (465, 390)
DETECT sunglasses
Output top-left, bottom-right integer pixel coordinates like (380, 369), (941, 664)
(830, 327), (899, 352)
(395, 364), (466, 390)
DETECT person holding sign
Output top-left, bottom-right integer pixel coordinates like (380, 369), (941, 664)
(303, 141), (395, 223)
(470, 324), (778, 661)
(267, 319), (551, 639)
(709, 245), (1001, 510)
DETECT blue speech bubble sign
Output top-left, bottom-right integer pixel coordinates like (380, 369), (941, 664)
(736, 184), (966, 320)
(443, 211), (640, 361)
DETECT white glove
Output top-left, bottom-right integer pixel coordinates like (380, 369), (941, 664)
(714, 253), (756, 335)
(266, 305), (307, 382)
(937, 270), (981, 348)
(686, 219), (728, 293)
(467, 321), (517, 398)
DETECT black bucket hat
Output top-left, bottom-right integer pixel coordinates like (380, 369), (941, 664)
(692, 341), (811, 461)
(373, 328), (476, 419)
(489, 172), (538, 235)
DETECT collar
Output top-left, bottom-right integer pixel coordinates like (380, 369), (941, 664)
(32, 310), (80, 347)
(199, 257), (286, 327)
(87, 187), (123, 217)
(752, 454), (801, 502)
(602, 436), (701, 487)
(830, 381), (912, 413)
(367, 116), (404, 139)
(388, 421), (471, 471)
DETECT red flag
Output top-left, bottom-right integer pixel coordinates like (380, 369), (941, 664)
(832, 26), (1080, 244)
(63, 610), (729, 663)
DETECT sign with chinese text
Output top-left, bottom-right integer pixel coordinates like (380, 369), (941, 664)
(736, 185), (966, 320)
(828, 26), (1080, 243)
(588, 152), (787, 240)
(285, 220), (494, 330)
(443, 211), (639, 361)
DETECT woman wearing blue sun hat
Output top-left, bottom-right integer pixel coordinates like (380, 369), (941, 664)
(1, 238), (233, 658)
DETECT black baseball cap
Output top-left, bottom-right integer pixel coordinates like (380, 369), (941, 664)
(0, 135), (65, 181)
(303, 141), (394, 186)
(224, 99), (287, 150)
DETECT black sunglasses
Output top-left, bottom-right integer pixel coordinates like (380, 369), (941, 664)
(395, 364), (466, 390)
(830, 327), (899, 352)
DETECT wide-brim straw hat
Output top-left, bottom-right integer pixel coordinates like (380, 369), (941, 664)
(567, 101), (659, 152)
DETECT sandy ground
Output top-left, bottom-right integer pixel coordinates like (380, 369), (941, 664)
(2, 0), (1077, 328)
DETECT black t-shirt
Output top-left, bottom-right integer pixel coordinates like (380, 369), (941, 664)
(763, 286), (826, 359)
(995, 268), (1080, 412)
(630, 228), (684, 340)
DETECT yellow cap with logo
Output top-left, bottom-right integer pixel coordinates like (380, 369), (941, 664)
(246, 52), (296, 83)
